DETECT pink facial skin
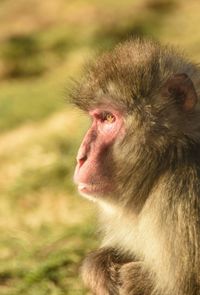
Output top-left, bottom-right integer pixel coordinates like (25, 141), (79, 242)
(74, 107), (125, 197)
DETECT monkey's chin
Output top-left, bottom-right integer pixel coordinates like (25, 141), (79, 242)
(77, 185), (98, 202)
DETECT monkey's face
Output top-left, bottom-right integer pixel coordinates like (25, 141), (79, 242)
(72, 39), (200, 205)
(74, 106), (125, 198)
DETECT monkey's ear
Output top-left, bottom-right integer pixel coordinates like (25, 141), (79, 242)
(162, 73), (198, 111)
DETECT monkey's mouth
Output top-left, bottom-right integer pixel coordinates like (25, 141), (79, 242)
(78, 183), (100, 194)
(78, 183), (111, 196)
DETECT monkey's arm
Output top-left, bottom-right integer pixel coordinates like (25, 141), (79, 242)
(119, 261), (153, 295)
(81, 247), (132, 295)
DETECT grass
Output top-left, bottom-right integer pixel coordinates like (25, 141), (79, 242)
(0, 108), (95, 295)
(0, 0), (200, 294)
(0, 222), (98, 295)
(0, 79), (62, 132)
(0, 45), (91, 133)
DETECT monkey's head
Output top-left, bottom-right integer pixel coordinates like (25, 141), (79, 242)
(71, 39), (200, 209)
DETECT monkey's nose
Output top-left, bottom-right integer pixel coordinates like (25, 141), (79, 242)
(77, 155), (87, 167)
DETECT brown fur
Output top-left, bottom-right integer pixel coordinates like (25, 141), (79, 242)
(71, 39), (200, 295)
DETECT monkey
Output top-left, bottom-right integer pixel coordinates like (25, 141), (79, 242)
(71, 39), (200, 295)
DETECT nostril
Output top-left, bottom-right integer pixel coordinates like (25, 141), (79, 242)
(78, 155), (87, 167)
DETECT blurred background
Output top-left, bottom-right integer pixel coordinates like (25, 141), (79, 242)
(0, 0), (200, 294)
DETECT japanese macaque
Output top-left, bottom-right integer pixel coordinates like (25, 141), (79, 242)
(71, 39), (200, 295)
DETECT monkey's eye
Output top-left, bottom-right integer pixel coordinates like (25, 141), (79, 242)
(101, 112), (115, 123)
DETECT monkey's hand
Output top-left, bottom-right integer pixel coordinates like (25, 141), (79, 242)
(119, 262), (153, 295)
(81, 247), (130, 295)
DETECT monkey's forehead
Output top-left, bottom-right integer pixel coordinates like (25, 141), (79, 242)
(69, 39), (198, 112)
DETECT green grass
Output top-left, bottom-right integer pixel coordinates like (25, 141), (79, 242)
(0, 222), (98, 295)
